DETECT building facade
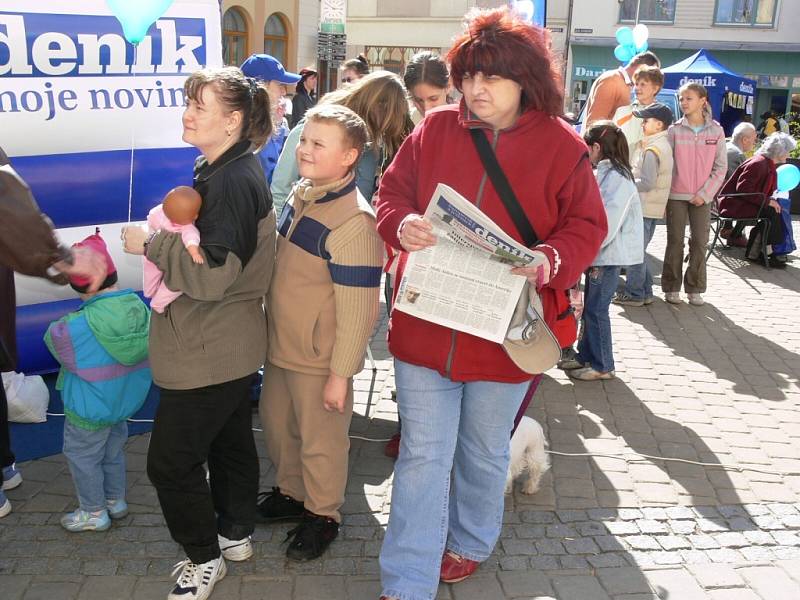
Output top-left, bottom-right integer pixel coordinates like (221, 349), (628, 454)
(220, 0), (320, 73)
(565, 0), (800, 120)
(347, 0), (571, 77)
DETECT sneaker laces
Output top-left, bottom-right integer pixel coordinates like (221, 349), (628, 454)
(171, 559), (200, 589)
(444, 550), (464, 564)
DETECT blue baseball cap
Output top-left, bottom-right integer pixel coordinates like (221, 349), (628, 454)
(240, 54), (301, 85)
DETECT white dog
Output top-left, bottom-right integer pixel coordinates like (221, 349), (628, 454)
(505, 416), (550, 494)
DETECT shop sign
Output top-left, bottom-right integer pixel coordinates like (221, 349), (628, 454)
(574, 65), (605, 78)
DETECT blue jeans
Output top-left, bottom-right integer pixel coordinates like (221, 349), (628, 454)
(623, 218), (658, 300)
(577, 266), (621, 373)
(380, 360), (529, 600)
(63, 419), (128, 512)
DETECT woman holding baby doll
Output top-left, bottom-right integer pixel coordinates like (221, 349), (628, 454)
(122, 67), (276, 600)
(375, 8), (607, 600)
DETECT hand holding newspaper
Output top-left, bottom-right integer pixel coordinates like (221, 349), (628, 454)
(393, 183), (547, 344)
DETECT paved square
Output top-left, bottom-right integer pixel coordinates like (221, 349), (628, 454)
(2, 220), (800, 598)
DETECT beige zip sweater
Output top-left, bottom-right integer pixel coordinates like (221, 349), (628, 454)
(268, 174), (383, 377)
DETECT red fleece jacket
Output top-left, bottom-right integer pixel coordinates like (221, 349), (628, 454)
(375, 102), (608, 383)
(718, 154), (777, 219)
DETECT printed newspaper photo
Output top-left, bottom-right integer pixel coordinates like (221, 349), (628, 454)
(393, 183), (547, 344)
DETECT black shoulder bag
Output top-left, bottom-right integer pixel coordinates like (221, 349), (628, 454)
(469, 128), (540, 247)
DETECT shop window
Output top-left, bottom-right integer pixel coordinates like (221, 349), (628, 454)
(264, 13), (288, 66)
(223, 7), (248, 66)
(714, 0), (777, 26)
(619, 0), (676, 23)
(363, 46), (440, 77)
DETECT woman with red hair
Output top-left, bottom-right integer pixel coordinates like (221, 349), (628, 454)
(376, 8), (607, 600)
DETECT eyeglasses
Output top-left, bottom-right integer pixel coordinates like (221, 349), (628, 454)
(341, 77), (353, 84)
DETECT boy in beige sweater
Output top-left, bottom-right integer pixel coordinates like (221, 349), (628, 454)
(257, 104), (383, 560)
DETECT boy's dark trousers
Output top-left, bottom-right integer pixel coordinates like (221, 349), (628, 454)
(147, 373), (259, 564)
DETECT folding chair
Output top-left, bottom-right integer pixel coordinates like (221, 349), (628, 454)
(706, 191), (771, 268)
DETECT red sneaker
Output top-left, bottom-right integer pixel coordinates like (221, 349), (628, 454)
(384, 433), (401, 459)
(440, 550), (480, 583)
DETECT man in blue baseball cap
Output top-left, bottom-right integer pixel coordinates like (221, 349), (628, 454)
(240, 54), (301, 184)
(241, 54), (301, 86)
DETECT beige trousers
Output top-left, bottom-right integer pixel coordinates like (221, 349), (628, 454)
(661, 199), (711, 294)
(259, 361), (353, 522)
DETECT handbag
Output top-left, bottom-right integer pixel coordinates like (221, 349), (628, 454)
(469, 129), (560, 375)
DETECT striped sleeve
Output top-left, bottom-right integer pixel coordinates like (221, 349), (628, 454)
(326, 213), (384, 378)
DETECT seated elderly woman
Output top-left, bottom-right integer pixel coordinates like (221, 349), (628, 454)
(718, 132), (797, 268)
(721, 122), (758, 247)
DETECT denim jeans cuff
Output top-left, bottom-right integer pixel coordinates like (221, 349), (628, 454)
(446, 543), (489, 563)
(78, 502), (107, 513)
(381, 588), (433, 600)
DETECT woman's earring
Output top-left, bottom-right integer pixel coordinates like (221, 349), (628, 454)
(226, 129), (231, 136)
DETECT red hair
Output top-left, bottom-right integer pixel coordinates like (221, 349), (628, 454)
(447, 7), (563, 116)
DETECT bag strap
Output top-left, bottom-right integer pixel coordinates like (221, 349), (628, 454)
(469, 128), (540, 247)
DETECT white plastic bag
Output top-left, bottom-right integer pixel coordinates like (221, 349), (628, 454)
(2, 371), (50, 423)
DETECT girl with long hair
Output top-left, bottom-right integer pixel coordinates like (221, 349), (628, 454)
(662, 82), (727, 306)
(565, 121), (643, 381)
(403, 51), (452, 123)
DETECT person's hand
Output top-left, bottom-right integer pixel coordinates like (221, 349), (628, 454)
(769, 198), (781, 213)
(510, 251), (551, 289)
(187, 245), (205, 264)
(54, 246), (108, 293)
(121, 225), (148, 255)
(399, 215), (437, 252)
(689, 195), (705, 206)
(323, 373), (348, 414)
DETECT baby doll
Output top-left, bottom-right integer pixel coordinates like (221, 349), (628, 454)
(143, 186), (202, 313)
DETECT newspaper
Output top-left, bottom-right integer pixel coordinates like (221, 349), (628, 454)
(393, 183), (547, 344)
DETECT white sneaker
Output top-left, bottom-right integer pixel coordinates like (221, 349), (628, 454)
(687, 293), (704, 306)
(0, 492), (11, 518)
(168, 557), (226, 600)
(665, 292), (681, 304)
(218, 534), (253, 561)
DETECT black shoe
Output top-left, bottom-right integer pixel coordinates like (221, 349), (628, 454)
(748, 254), (788, 269)
(768, 255), (787, 269)
(255, 487), (304, 523)
(284, 512), (339, 561)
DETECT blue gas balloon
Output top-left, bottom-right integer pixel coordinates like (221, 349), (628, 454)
(776, 164), (800, 192)
(615, 27), (634, 47)
(614, 44), (635, 63)
(106, 0), (174, 44)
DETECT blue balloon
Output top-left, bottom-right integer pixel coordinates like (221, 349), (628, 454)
(614, 44), (635, 63)
(616, 27), (634, 47)
(106, 0), (174, 44)
(635, 40), (648, 53)
(776, 164), (800, 192)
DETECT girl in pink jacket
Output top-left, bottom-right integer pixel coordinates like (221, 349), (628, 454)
(662, 83), (727, 306)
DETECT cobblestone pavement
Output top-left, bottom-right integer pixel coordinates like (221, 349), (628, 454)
(3, 221), (800, 599)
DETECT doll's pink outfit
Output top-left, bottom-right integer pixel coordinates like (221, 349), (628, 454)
(143, 204), (201, 313)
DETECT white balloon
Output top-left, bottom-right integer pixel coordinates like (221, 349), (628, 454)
(632, 23), (649, 49)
